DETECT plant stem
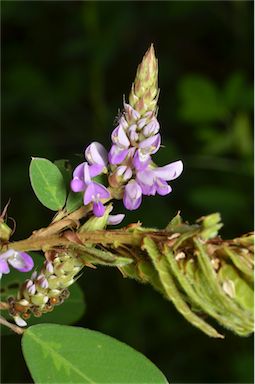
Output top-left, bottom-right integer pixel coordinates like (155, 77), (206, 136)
(10, 230), (166, 252)
(0, 315), (24, 335)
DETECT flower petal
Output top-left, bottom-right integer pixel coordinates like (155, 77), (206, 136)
(139, 133), (161, 154)
(107, 214), (125, 225)
(143, 117), (160, 137)
(14, 316), (27, 327)
(156, 179), (172, 196)
(0, 259), (10, 275)
(108, 145), (129, 164)
(85, 142), (108, 166)
(92, 182), (110, 199)
(136, 170), (157, 195)
(128, 124), (138, 142)
(137, 117), (147, 130)
(124, 103), (141, 121)
(93, 201), (105, 217)
(83, 162), (91, 184)
(153, 160), (183, 181)
(123, 180), (142, 210)
(133, 150), (151, 171)
(89, 164), (104, 178)
(111, 125), (130, 148)
(83, 183), (94, 205)
(73, 162), (86, 179)
(136, 169), (154, 186)
(71, 177), (85, 192)
(8, 251), (34, 272)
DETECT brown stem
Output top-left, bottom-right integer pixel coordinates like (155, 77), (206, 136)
(30, 205), (90, 238)
(0, 301), (9, 310)
(0, 315), (24, 335)
(10, 230), (155, 252)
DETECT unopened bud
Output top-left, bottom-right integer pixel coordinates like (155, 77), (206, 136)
(0, 221), (12, 242)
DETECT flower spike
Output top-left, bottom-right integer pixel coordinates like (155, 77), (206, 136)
(70, 45), (183, 217)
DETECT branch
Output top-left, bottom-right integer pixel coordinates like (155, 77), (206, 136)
(3, 210), (254, 339)
(0, 315), (24, 335)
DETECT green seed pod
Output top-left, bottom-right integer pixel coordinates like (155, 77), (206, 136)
(120, 263), (139, 280)
(199, 213), (223, 240)
(218, 264), (254, 312)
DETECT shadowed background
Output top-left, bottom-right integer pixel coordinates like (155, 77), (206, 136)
(1, 1), (253, 383)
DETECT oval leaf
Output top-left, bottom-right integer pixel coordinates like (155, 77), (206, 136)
(22, 324), (168, 383)
(30, 158), (67, 210)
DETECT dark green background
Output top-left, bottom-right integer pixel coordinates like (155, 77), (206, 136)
(1, 1), (253, 383)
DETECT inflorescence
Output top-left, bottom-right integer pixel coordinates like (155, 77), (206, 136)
(0, 45), (183, 327)
(70, 44), (183, 219)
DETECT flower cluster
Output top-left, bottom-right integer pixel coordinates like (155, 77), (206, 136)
(7, 251), (84, 326)
(0, 249), (33, 279)
(70, 45), (183, 217)
(108, 103), (183, 210)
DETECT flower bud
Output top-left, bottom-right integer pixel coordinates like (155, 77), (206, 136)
(0, 221), (12, 242)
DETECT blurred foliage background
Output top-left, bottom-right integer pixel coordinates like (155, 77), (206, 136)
(1, 1), (253, 383)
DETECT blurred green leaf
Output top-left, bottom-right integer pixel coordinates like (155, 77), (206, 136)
(29, 158), (67, 211)
(189, 186), (248, 214)
(178, 75), (227, 123)
(232, 114), (253, 157)
(223, 72), (253, 111)
(197, 126), (234, 155)
(22, 324), (168, 383)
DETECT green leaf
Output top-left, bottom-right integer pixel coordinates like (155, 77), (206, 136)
(54, 159), (72, 188)
(29, 157), (67, 210)
(22, 324), (168, 383)
(232, 114), (253, 157)
(66, 191), (83, 213)
(178, 75), (227, 123)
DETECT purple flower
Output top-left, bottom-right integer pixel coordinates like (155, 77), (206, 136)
(72, 91), (184, 216)
(136, 161), (183, 196)
(123, 180), (142, 210)
(84, 181), (110, 216)
(71, 162), (104, 192)
(0, 249), (34, 278)
(71, 162), (110, 217)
